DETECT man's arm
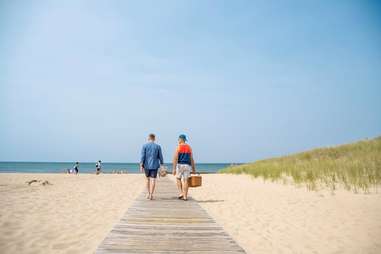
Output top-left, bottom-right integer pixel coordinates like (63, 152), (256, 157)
(172, 151), (178, 175)
(190, 154), (196, 174)
(158, 146), (164, 165)
(140, 145), (146, 172)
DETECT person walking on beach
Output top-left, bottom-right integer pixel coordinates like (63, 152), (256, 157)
(172, 134), (196, 201)
(96, 160), (102, 174)
(73, 162), (79, 174)
(140, 134), (164, 200)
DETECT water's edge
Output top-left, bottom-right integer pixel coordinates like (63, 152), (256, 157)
(0, 162), (239, 173)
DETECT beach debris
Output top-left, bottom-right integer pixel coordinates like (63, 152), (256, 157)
(26, 179), (40, 185)
(26, 179), (53, 186)
(41, 180), (52, 186)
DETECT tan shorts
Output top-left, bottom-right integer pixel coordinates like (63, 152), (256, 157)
(176, 164), (192, 180)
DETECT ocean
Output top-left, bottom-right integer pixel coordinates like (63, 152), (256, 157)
(0, 162), (234, 173)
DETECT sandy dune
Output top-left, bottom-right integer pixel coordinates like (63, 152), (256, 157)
(0, 173), (144, 254)
(190, 174), (381, 254)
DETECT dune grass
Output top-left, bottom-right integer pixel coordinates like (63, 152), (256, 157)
(220, 137), (381, 192)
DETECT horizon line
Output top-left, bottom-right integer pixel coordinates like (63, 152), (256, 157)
(0, 160), (245, 164)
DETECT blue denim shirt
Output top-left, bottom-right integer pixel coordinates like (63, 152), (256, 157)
(140, 142), (164, 170)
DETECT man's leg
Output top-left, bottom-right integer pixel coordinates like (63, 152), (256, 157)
(175, 166), (184, 198)
(149, 178), (156, 199)
(182, 167), (191, 200)
(176, 178), (183, 197)
(182, 178), (189, 200)
(144, 168), (151, 198)
(148, 170), (158, 200)
(146, 177), (150, 198)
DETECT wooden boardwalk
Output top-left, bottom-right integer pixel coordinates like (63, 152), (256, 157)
(96, 176), (246, 254)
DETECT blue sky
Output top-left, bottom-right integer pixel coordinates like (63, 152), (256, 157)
(1, 0), (380, 163)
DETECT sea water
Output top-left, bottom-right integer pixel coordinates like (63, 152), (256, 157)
(0, 161), (235, 173)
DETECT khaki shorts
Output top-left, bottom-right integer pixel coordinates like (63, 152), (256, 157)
(176, 164), (192, 180)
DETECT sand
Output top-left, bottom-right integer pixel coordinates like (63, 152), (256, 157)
(0, 173), (144, 254)
(1, 173), (381, 254)
(190, 174), (381, 254)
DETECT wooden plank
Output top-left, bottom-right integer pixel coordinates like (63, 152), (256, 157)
(96, 177), (246, 253)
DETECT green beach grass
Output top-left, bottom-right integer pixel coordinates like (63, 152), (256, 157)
(220, 137), (381, 192)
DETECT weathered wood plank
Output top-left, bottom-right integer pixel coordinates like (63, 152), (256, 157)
(95, 177), (245, 253)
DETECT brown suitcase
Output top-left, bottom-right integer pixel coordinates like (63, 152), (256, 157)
(188, 173), (202, 187)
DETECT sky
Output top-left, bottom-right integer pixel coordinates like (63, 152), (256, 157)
(1, 0), (381, 163)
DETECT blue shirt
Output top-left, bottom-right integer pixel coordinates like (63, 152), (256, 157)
(140, 142), (164, 170)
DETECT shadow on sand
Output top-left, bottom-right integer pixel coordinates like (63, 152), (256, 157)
(194, 199), (225, 203)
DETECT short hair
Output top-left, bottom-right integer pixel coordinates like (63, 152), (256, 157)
(149, 133), (156, 140)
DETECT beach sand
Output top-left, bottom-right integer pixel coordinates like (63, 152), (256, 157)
(0, 173), (144, 254)
(1, 173), (381, 254)
(190, 174), (381, 254)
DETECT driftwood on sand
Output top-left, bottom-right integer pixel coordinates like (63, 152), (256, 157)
(26, 180), (52, 186)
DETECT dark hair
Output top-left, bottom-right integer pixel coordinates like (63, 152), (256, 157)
(149, 133), (156, 140)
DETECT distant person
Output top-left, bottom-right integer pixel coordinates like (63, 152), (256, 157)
(73, 162), (79, 174)
(140, 133), (164, 200)
(96, 160), (102, 174)
(172, 134), (196, 201)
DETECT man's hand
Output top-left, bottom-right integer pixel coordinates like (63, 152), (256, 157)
(140, 165), (144, 173)
(172, 169), (176, 176)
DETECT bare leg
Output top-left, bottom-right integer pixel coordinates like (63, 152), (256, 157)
(176, 178), (183, 197)
(146, 178), (150, 199)
(149, 178), (156, 200)
(182, 179), (189, 200)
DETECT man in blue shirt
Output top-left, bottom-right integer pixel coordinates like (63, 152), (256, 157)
(140, 133), (164, 200)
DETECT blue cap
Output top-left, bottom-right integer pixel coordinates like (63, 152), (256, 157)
(178, 134), (187, 141)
